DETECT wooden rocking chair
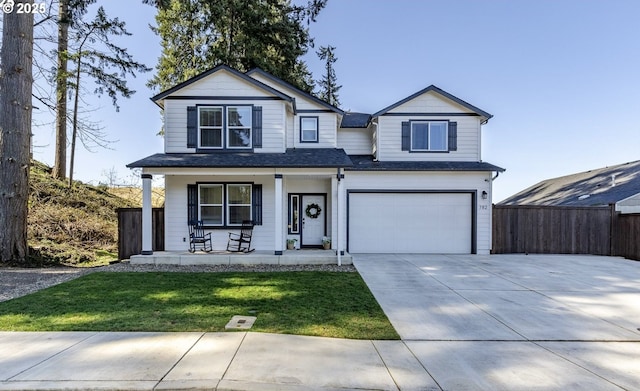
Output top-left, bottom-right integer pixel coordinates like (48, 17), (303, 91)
(227, 220), (255, 253)
(188, 220), (212, 253)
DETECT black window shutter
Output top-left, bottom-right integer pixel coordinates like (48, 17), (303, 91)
(252, 184), (263, 225)
(187, 184), (198, 224)
(401, 121), (410, 151)
(448, 121), (458, 151)
(252, 106), (262, 148)
(187, 106), (197, 148)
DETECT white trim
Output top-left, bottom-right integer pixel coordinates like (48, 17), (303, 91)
(300, 116), (319, 142)
(274, 175), (284, 253)
(197, 106), (223, 149)
(141, 175), (153, 254)
(226, 106), (253, 149)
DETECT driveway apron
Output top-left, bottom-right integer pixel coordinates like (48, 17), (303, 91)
(353, 253), (640, 390)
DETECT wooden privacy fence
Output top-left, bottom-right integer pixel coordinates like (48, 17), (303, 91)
(492, 205), (640, 260)
(117, 206), (639, 261)
(117, 208), (165, 260)
(612, 212), (640, 260)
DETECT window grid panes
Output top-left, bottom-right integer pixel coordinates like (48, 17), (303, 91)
(199, 107), (223, 148)
(198, 106), (252, 149)
(411, 121), (448, 151)
(227, 184), (252, 225)
(300, 117), (318, 142)
(227, 106), (252, 148)
(198, 184), (253, 226)
(199, 184), (223, 225)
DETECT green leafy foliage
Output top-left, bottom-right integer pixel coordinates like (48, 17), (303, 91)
(147, 0), (327, 93)
(26, 161), (135, 266)
(316, 45), (341, 107)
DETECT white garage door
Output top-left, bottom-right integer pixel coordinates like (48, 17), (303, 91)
(348, 192), (473, 253)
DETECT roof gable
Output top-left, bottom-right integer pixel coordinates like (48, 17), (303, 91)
(372, 85), (492, 121)
(151, 64), (294, 107)
(500, 160), (640, 206)
(246, 68), (344, 114)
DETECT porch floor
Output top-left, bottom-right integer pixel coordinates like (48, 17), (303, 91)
(129, 249), (352, 266)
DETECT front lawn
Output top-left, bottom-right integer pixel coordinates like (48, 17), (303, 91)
(0, 272), (399, 340)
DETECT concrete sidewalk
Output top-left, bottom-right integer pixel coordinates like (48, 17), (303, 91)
(0, 331), (434, 390)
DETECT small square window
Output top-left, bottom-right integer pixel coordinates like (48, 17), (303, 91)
(300, 117), (318, 143)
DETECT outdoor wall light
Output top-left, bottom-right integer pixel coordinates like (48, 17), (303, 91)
(481, 191), (488, 200)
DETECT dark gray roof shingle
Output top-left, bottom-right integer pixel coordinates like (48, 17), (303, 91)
(340, 113), (372, 128)
(346, 155), (505, 172)
(500, 160), (640, 206)
(127, 148), (354, 169)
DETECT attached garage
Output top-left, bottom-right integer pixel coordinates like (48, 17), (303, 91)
(347, 191), (475, 253)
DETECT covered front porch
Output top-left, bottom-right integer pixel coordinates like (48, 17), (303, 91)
(129, 249), (353, 266)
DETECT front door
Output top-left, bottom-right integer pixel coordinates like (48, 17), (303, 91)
(301, 195), (325, 247)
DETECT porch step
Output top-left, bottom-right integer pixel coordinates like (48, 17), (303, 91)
(129, 250), (352, 266)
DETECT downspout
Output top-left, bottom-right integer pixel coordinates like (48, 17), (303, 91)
(491, 171), (500, 181)
(336, 167), (342, 266)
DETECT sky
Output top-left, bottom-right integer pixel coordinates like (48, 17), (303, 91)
(26, 0), (640, 202)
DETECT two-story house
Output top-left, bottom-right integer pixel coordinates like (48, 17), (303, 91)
(128, 65), (504, 259)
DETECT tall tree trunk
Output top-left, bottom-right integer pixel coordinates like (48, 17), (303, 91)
(0, 1), (34, 264)
(53, 0), (69, 179)
(68, 55), (82, 187)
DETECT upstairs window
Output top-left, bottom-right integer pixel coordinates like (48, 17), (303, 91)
(199, 107), (223, 148)
(227, 106), (252, 148)
(411, 121), (448, 151)
(300, 116), (319, 143)
(402, 120), (456, 152)
(197, 105), (252, 149)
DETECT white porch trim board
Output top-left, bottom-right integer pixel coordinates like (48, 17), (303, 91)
(141, 174), (153, 255)
(274, 174), (283, 255)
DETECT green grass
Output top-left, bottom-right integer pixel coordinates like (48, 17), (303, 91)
(0, 272), (399, 340)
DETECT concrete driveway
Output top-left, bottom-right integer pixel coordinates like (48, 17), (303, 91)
(354, 254), (640, 390)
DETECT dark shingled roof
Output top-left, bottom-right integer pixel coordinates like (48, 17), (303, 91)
(340, 112), (372, 128)
(127, 148), (354, 169)
(499, 160), (640, 206)
(128, 150), (505, 173)
(346, 155), (505, 172)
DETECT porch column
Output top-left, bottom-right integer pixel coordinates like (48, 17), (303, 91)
(331, 175), (338, 253)
(141, 174), (153, 255)
(274, 174), (283, 255)
(336, 169), (344, 266)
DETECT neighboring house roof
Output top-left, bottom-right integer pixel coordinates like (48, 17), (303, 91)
(150, 64), (294, 108)
(347, 155), (505, 172)
(372, 85), (493, 122)
(127, 148), (354, 169)
(340, 112), (372, 128)
(245, 68), (344, 115)
(500, 160), (640, 206)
